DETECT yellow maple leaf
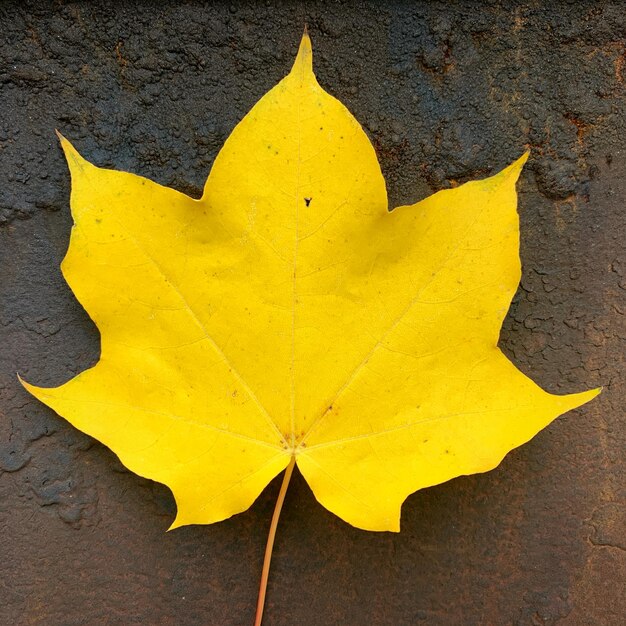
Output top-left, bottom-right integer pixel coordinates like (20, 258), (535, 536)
(22, 32), (598, 534)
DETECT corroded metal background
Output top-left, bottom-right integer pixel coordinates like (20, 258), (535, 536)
(1, 2), (624, 624)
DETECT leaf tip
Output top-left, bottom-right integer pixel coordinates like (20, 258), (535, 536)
(17, 372), (33, 393)
(500, 150), (530, 183)
(559, 385), (602, 414)
(17, 373), (49, 403)
(291, 27), (314, 76)
(55, 133), (89, 172)
(583, 386), (603, 402)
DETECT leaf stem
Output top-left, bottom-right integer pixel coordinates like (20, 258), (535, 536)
(254, 455), (296, 626)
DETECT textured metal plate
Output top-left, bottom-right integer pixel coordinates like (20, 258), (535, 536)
(1, 2), (623, 624)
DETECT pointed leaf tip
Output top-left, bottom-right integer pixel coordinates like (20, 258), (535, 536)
(17, 373), (49, 402)
(501, 150), (530, 183)
(291, 28), (313, 75)
(54, 134), (90, 172)
(575, 386), (602, 406)
(17, 372), (34, 393)
(54, 129), (74, 154)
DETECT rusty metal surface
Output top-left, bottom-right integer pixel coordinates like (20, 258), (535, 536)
(0, 2), (624, 624)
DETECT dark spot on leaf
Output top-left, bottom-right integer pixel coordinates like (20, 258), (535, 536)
(304, 197), (312, 207)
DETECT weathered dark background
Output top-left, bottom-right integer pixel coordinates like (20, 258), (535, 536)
(1, 1), (624, 624)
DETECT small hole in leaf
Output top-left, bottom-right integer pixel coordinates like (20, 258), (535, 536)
(304, 197), (312, 207)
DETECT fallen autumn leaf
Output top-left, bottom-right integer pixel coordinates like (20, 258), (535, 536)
(20, 30), (600, 624)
